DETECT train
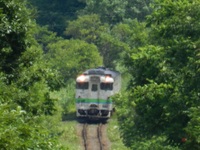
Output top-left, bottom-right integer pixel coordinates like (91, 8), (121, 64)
(75, 67), (121, 119)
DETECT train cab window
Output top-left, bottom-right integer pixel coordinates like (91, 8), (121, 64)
(76, 82), (89, 89)
(100, 83), (113, 90)
(91, 84), (98, 92)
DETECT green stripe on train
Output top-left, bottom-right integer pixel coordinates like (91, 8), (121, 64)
(76, 98), (112, 104)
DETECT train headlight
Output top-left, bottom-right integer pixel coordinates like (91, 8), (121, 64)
(78, 75), (85, 82)
(105, 76), (114, 83)
(100, 76), (114, 83)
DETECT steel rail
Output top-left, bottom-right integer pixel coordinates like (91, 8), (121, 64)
(82, 123), (88, 150)
(82, 122), (104, 150)
(97, 123), (103, 150)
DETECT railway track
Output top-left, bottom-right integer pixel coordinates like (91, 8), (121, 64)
(82, 123), (106, 150)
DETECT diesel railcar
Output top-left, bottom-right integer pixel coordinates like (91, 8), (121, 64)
(75, 67), (121, 119)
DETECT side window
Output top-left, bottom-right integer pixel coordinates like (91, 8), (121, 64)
(91, 84), (98, 92)
(76, 82), (89, 89)
(100, 83), (113, 90)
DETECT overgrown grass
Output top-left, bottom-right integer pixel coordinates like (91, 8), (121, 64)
(50, 78), (130, 150)
(50, 80), (80, 150)
(50, 80), (76, 115)
(58, 120), (80, 150)
(107, 114), (130, 150)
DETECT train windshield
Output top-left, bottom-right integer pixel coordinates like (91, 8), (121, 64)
(100, 83), (113, 90)
(76, 82), (89, 90)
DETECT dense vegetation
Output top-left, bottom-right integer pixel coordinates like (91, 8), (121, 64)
(115, 0), (200, 149)
(0, 0), (200, 149)
(0, 0), (62, 149)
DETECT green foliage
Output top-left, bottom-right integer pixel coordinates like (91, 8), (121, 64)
(184, 107), (200, 150)
(107, 115), (130, 150)
(111, 19), (149, 49)
(58, 121), (80, 150)
(97, 32), (129, 68)
(131, 83), (172, 135)
(114, 85), (181, 149)
(125, 0), (153, 21)
(34, 25), (63, 53)
(65, 14), (107, 43)
(148, 0), (200, 40)
(147, 0), (200, 69)
(109, 19), (150, 71)
(51, 80), (76, 115)
(0, 80), (62, 149)
(130, 136), (180, 150)
(15, 45), (61, 115)
(79, 0), (153, 24)
(0, 0), (33, 74)
(116, 0), (200, 149)
(46, 39), (103, 81)
(28, 0), (85, 36)
(125, 45), (165, 86)
(28, 0), (154, 37)
(79, 0), (127, 24)
(2, 0), (200, 149)
(0, 0), (63, 149)
(65, 14), (129, 68)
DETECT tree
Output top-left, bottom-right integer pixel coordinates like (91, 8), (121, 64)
(125, 0), (153, 21)
(111, 19), (149, 49)
(78, 0), (127, 24)
(34, 25), (63, 53)
(28, 0), (85, 36)
(65, 14), (129, 68)
(46, 39), (103, 81)
(0, 0), (62, 148)
(79, 0), (153, 24)
(0, 0), (33, 75)
(117, 0), (200, 149)
(65, 14), (106, 43)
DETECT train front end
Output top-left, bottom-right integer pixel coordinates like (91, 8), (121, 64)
(75, 69), (115, 119)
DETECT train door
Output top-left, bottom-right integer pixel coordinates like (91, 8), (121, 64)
(86, 76), (100, 116)
(91, 83), (100, 103)
(90, 76), (100, 106)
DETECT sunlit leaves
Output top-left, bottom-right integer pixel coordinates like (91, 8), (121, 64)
(79, 0), (127, 24)
(184, 107), (200, 149)
(0, 0), (34, 74)
(111, 20), (149, 49)
(126, 45), (165, 85)
(65, 14), (129, 68)
(0, 0), (63, 149)
(0, 104), (60, 149)
(65, 14), (107, 43)
(125, 0), (153, 21)
(117, 0), (200, 149)
(46, 39), (103, 81)
(147, 0), (200, 41)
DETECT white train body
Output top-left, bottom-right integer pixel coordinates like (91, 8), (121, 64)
(75, 67), (121, 119)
